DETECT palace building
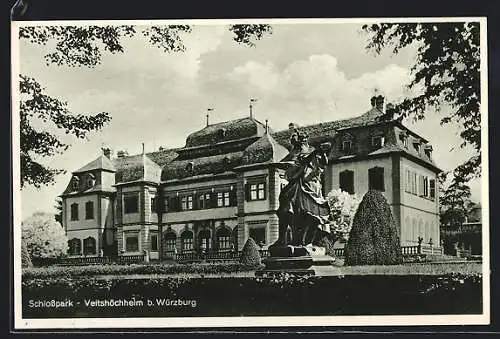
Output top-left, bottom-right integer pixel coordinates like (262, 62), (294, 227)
(60, 95), (442, 259)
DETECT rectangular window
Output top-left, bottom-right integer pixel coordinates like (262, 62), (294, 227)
(429, 179), (436, 199)
(150, 233), (158, 251)
(246, 180), (266, 201)
(423, 177), (429, 197)
(187, 195), (193, 210)
(70, 203), (79, 221)
(405, 169), (411, 193)
(180, 196), (187, 211)
(368, 167), (385, 191)
(418, 175), (425, 197)
(257, 183), (265, 200)
(224, 191), (230, 206)
(342, 140), (352, 152)
(412, 172), (418, 195)
(339, 170), (354, 194)
(217, 192), (224, 207)
(85, 201), (94, 220)
(125, 234), (139, 252)
(124, 195), (139, 214)
(163, 198), (169, 213)
(372, 135), (385, 149)
(250, 184), (257, 200)
(151, 197), (156, 213)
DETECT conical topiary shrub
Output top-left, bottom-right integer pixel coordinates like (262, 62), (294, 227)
(344, 190), (403, 266)
(239, 238), (262, 266)
(21, 237), (33, 268)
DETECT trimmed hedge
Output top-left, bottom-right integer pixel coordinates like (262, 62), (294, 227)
(22, 262), (260, 280)
(240, 238), (262, 266)
(344, 190), (403, 266)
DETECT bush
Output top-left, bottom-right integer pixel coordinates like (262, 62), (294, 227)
(22, 212), (68, 260)
(240, 238), (262, 266)
(22, 262), (258, 279)
(21, 238), (32, 268)
(344, 190), (403, 266)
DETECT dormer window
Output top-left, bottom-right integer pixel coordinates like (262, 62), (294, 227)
(71, 177), (80, 191)
(86, 173), (95, 189)
(371, 134), (385, 149)
(424, 145), (433, 158)
(186, 162), (194, 174)
(413, 139), (421, 153)
(399, 131), (408, 148)
(341, 133), (354, 153)
(217, 128), (227, 140)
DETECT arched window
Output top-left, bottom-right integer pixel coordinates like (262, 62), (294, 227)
(181, 230), (194, 253)
(186, 162), (194, 174)
(83, 237), (96, 255)
(216, 227), (231, 251)
(198, 229), (212, 251)
(164, 231), (177, 253)
(68, 238), (81, 256)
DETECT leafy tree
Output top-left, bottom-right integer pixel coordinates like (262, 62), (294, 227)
(344, 190), (403, 266)
(240, 238), (262, 267)
(439, 172), (472, 227)
(22, 212), (68, 260)
(362, 22), (481, 183)
(19, 24), (272, 188)
(21, 237), (33, 268)
(54, 197), (63, 224)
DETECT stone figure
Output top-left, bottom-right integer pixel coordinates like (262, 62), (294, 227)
(270, 128), (332, 250)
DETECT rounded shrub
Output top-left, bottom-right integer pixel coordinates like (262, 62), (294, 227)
(239, 238), (262, 266)
(344, 190), (403, 266)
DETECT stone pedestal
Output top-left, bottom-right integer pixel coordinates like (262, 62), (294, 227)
(256, 245), (336, 277)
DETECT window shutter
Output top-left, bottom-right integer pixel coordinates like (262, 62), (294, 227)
(210, 192), (217, 208)
(245, 183), (250, 201)
(230, 188), (237, 206)
(263, 181), (267, 200)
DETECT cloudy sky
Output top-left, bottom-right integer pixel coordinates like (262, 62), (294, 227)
(17, 22), (481, 218)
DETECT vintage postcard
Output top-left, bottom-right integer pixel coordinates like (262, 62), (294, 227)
(11, 17), (489, 330)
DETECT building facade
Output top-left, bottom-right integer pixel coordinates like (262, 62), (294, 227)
(60, 95), (442, 258)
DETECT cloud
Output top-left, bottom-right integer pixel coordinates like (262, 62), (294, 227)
(227, 54), (413, 128)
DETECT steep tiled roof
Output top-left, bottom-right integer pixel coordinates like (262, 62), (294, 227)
(185, 117), (266, 148)
(272, 107), (388, 149)
(114, 154), (162, 184)
(161, 151), (244, 181)
(73, 155), (115, 173)
(241, 132), (289, 166)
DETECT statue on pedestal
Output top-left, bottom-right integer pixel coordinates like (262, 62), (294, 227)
(269, 127), (332, 257)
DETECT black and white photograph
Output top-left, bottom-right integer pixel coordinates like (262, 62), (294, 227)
(11, 16), (489, 329)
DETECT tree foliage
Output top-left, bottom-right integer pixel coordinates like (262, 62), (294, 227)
(240, 238), (262, 266)
(54, 197), (63, 224)
(21, 237), (33, 268)
(362, 22), (481, 182)
(439, 172), (472, 227)
(22, 212), (68, 260)
(344, 190), (403, 266)
(19, 24), (272, 188)
(20, 75), (111, 188)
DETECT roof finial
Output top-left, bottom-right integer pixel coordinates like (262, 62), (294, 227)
(206, 108), (213, 126)
(265, 119), (269, 134)
(249, 98), (257, 119)
(142, 142), (145, 155)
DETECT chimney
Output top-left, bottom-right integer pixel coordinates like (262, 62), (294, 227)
(102, 147), (113, 159)
(375, 95), (385, 112)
